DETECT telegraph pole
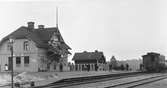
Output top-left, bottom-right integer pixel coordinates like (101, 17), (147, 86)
(9, 38), (14, 88)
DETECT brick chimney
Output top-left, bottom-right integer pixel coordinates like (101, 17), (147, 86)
(27, 22), (34, 31)
(38, 25), (44, 29)
(95, 50), (98, 53)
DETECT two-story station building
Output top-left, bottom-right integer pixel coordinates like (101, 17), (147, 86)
(0, 22), (71, 72)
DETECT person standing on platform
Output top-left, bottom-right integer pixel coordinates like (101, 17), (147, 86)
(5, 64), (8, 71)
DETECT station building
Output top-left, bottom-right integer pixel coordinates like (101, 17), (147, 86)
(0, 22), (71, 72)
(72, 50), (106, 71)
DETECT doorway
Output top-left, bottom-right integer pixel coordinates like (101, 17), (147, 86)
(60, 63), (63, 72)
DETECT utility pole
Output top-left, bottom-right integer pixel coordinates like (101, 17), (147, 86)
(9, 38), (14, 88)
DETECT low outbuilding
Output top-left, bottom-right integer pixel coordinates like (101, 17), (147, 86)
(72, 50), (106, 71)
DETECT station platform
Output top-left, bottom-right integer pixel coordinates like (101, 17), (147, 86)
(34, 71), (134, 87)
(0, 71), (134, 88)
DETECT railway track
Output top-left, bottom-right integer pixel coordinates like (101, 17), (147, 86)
(33, 72), (146, 88)
(105, 74), (167, 88)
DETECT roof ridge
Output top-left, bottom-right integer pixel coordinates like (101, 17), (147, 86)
(0, 25), (71, 52)
(34, 27), (57, 30)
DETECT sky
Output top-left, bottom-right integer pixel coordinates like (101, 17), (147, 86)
(0, 0), (167, 62)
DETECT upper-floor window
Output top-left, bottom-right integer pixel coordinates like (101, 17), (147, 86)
(23, 41), (29, 51)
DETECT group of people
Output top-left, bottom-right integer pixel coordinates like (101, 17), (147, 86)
(68, 62), (130, 72)
(68, 63), (99, 71)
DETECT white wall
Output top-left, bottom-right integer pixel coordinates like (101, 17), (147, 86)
(0, 38), (39, 72)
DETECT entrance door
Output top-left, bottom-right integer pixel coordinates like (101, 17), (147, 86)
(60, 64), (63, 72)
(8, 57), (12, 71)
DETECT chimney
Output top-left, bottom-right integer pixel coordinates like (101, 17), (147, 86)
(38, 25), (44, 29)
(95, 50), (98, 53)
(27, 22), (34, 30)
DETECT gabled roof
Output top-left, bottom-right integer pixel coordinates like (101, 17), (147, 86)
(110, 56), (117, 62)
(0, 25), (71, 53)
(72, 51), (105, 61)
(142, 52), (160, 57)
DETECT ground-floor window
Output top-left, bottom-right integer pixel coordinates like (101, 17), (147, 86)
(54, 64), (56, 70)
(40, 56), (45, 64)
(24, 56), (29, 67)
(16, 57), (21, 67)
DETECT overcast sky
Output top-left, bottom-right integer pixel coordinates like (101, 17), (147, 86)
(0, 0), (167, 61)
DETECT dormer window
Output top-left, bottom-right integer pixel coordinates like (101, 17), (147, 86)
(51, 32), (59, 42)
(48, 32), (60, 47)
(23, 41), (29, 51)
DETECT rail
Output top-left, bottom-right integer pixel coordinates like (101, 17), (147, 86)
(105, 74), (167, 88)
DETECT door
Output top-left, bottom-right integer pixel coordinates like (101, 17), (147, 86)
(60, 64), (63, 72)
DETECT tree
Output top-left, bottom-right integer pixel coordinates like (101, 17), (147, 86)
(110, 56), (117, 69)
(120, 64), (125, 70)
(47, 52), (61, 71)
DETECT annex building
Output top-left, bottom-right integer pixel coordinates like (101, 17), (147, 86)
(72, 50), (106, 71)
(0, 22), (71, 72)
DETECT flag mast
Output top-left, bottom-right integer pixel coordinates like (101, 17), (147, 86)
(56, 7), (58, 28)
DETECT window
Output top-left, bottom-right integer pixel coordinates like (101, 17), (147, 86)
(23, 41), (29, 51)
(54, 64), (56, 70)
(24, 56), (29, 67)
(16, 57), (21, 67)
(7, 42), (11, 50)
(40, 56), (45, 64)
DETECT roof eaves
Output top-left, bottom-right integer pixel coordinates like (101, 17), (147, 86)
(0, 26), (28, 46)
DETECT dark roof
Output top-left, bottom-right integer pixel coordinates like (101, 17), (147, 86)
(142, 52), (160, 57)
(110, 56), (116, 61)
(0, 25), (71, 54)
(72, 51), (105, 61)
